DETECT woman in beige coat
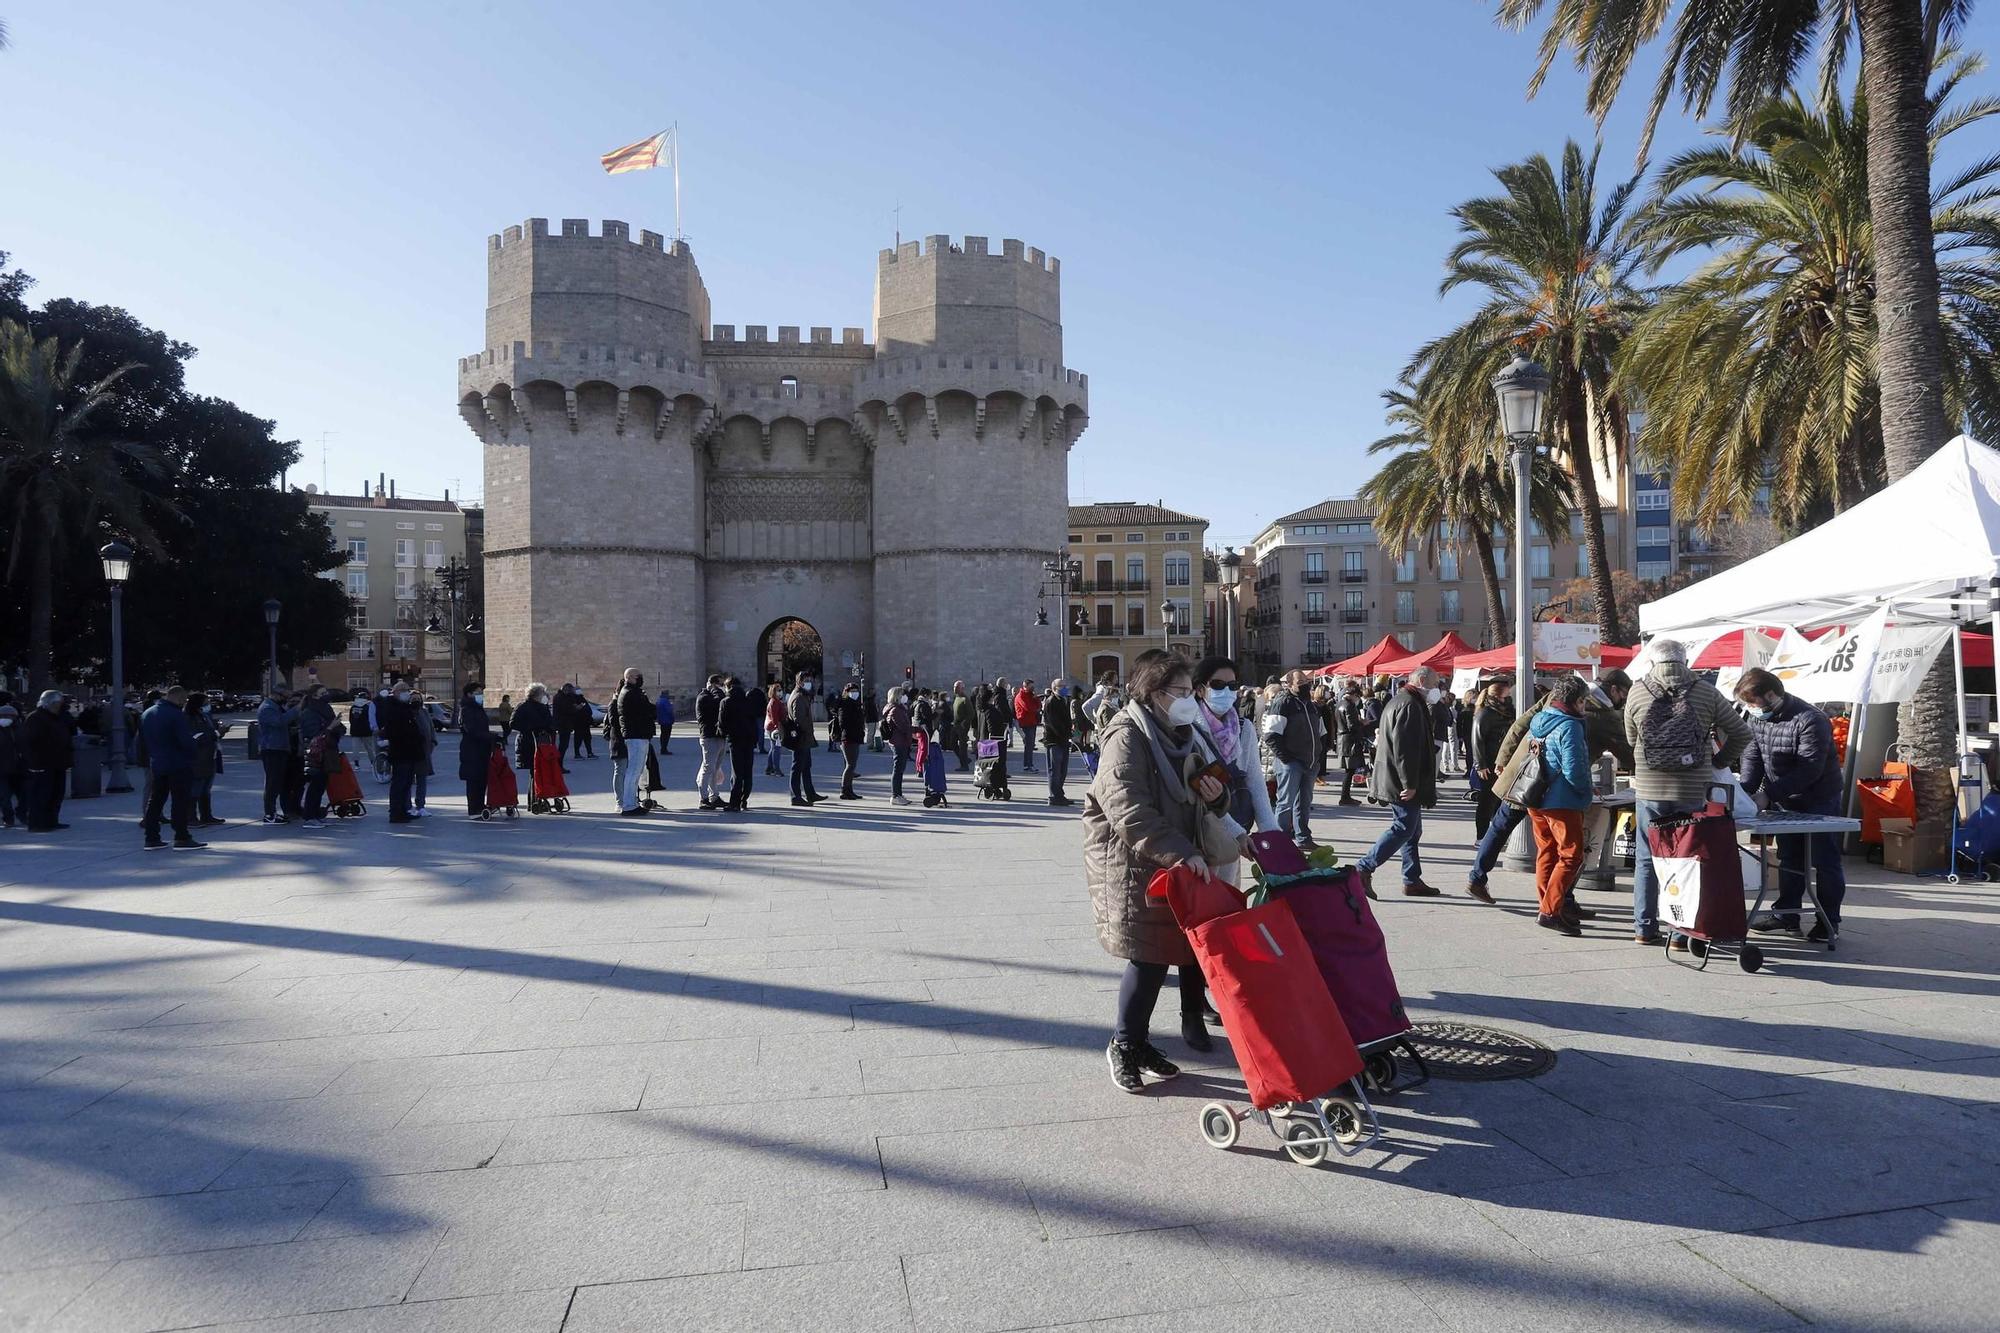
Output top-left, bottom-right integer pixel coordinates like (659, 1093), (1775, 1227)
(1083, 650), (1227, 1093)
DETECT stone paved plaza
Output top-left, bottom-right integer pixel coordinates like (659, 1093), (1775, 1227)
(2, 738), (1998, 1332)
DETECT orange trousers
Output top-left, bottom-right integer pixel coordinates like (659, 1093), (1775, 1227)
(1528, 807), (1586, 917)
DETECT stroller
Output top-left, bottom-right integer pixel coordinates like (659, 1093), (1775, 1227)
(973, 738), (1011, 801)
(529, 737), (571, 814)
(919, 731), (950, 807)
(1149, 865), (1382, 1165)
(324, 752), (367, 819)
(484, 746), (520, 819)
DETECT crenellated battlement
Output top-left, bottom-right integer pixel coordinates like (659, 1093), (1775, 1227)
(876, 234), (1059, 275)
(707, 325), (869, 349)
(488, 217), (694, 258)
(457, 341), (714, 377)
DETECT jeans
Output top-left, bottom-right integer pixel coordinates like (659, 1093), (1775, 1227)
(1360, 799), (1424, 883)
(25, 769), (63, 830)
(1019, 724), (1037, 771)
(303, 772), (328, 820)
(729, 740), (755, 807)
(613, 737), (655, 812)
(891, 745), (909, 798)
(389, 762), (416, 819)
(260, 751), (290, 819)
(1114, 960), (1208, 1047)
(1632, 798), (1701, 935)
(1047, 743), (1070, 800)
(142, 770), (192, 843)
(1469, 801), (1527, 885)
(790, 743), (819, 800)
(697, 737), (729, 802)
(1774, 829), (1847, 926)
(841, 742), (860, 796)
(765, 736), (784, 776)
(1274, 760), (1313, 841)
(192, 772), (216, 823)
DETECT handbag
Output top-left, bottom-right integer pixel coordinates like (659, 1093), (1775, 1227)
(1502, 738), (1554, 808)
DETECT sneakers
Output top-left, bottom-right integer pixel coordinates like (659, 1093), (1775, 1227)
(144, 838), (168, 850)
(1749, 912), (1803, 935)
(1402, 879), (1442, 897)
(262, 814), (287, 825)
(1562, 900), (1598, 922)
(893, 795), (913, 806)
(171, 838), (207, 850)
(1538, 912), (1583, 937)
(1466, 877), (1495, 904)
(1107, 1040), (1145, 1093)
(301, 819), (327, 830)
(1132, 1044), (1181, 1080)
(1808, 919), (1834, 944)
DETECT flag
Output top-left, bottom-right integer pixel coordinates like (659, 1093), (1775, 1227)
(601, 130), (672, 176)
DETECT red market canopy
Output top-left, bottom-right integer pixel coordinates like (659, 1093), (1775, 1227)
(1451, 642), (1638, 673)
(1375, 631), (1480, 675)
(1320, 633), (1411, 676)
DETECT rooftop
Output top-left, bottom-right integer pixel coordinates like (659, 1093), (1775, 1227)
(1267, 496), (1374, 529)
(303, 491), (463, 514)
(1068, 501), (1207, 528)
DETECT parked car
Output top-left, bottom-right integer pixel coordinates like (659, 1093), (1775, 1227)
(424, 701), (457, 732)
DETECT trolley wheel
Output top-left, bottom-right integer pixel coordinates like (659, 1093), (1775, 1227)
(1362, 1052), (1397, 1093)
(1321, 1095), (1365, 1146)
(505, 808), (518, 820)
(1688, 937), (1710, 960)
(555, 797), (570, 813)
(1739, 944), (1765, 974)
(1198, 1103), (1239, 1150)
(1281, 1118), (1328, 1167)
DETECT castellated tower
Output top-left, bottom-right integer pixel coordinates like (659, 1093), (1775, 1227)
(459, 221), (1086, 700)
(860, 236), (1086, 686)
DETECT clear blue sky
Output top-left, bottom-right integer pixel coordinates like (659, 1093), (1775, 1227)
(6, 2), (1996, 547)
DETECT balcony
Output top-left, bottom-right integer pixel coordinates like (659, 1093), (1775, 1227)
(1302, 611), (1328, 625)
(1073, 578), (1152, 594)
(1301, 570), (1328, 585)
(1340, 570), (1367, 583)
(1302, 653), (1329, 666)
(1340, 610), (1366, 624)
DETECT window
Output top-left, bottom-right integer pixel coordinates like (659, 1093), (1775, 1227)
(1493, 548), (1507, 578)
(1093, 534), (1113, 543)
(779, 375), (799, 398)
(1345, 631), (1364, 654)
(395, 521), (416, 531)
(346, 538), (367, 565)
(395, 538), (415, 567)
(1343, 590), (1364, 622)
(395, 568), (417, 599)
(395, 602), (418, 628)
(348, 638), (372, 660)
(1439, 589), (1462, 623)
(388, 631), (417, 658)
(1126, 557), (1144, 586)
(1528, 518), (1545, 537)
(1126, 532), (1145, 543)
(1304, 591), (1325, 623)
(1576, 546), (1591, 578)
(1499, 588), (1510, 615)
(1395, 551), (1417, 583)
(1394, 590), (1417, 624)
(425, 521), (444, 532)
(1530, 546), (1551, 579)
(1533, 585), (1551, 609)
(1172, 601), (1193, 634)
(1570, 513), (1586, 540)
(348, 673), (374, 692)
(1342, 550), (1364, 578)
(1304, 551), (1326, 573)
(1126, 604), (1146, 635)
(348, 598), (368, 632)
(1636, 491), (1671, 510)
(1164, 555), (1190, 587)
(345, 520), (365, 529)
(1438, 548), (1458, 582)
(1306, 632), (1327, 656)
(1637, 560), (1672, 580)
(1333, 522), (1370, 536)
(1094, 603), (1114, 635)
(1067, 534), (1081, 544)
(424, 540), (444, 568)
(346, 570), (368, 598)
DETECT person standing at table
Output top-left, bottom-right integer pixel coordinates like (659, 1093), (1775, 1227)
(1736, 668), (1846, 944)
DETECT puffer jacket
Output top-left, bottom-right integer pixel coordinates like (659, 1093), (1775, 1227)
(696, 687), (724, 739)
(1083, 706), (1199, 967)
(607, 682), (657, 742)
(1013, 687), (1042, 727)
(1740, 694), (1840, 812)
(1261, 688), (1316, 768)
(1624, 661), (1750, 803)
(1041, 692), (1074, 746)
(1470, 699), (1515, 774)
(1526, 706), (1594, 811)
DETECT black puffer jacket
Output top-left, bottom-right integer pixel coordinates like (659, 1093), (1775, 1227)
(607, 682), (657, 742)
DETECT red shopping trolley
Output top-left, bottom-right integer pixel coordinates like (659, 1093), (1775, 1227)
(484, 746), (519, 818)
(1649, 784), (1758, 972)
(529, 739), (571, 813)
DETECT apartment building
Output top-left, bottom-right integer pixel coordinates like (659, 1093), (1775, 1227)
(1242, 497), (1615, 681)
(297, 476), (469, 695)
(1064, 502), (1210, 685)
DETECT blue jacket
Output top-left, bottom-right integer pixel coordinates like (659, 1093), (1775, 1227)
(140, 700), (198, 775)
(1740, 695), (1840, 813)
(255, 699), (299, 754)
(656, 691), (675, 727)
(1527, 707), (1593, 811)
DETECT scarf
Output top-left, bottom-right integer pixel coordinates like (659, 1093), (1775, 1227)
(1201, 703), (1239, 767)
(1126, 699), (1193, 808)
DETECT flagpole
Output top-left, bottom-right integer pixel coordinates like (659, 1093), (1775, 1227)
(672, 123), (682, 242)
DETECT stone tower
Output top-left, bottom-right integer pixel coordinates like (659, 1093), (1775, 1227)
(458, 221), (1087, 699)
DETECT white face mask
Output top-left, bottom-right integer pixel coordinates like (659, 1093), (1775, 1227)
(845, 690), (859, 700)
(472, 693), (485, 706)
(801, 681), (815, 694)
(1426, 687), (1442, 705)
(1205, 687), (1238, 715)
(0, 718), (12, 728)
(1165, 695), (1204, 727)
(394, 692), (411, 704)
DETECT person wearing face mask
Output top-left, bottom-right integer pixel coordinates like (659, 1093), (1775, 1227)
(459, 682), (496, 818)
(718, 677), (759, 812)
(187, 692), (227, 827)
(882, 685), (915, 805)
(1524, 675), (1597, 936)
(255, 686), (303, 824)
(607, 667), (659, 817)
(22, 692), (75, 832)
(695, 675), (731, 810)
(785, 673), (824, 806)
(1040, 678), (1075, 806)
(1190, 657), (1279, 887)
(1085, 649), (1226, 1091)
(1735, 668), (1845, 942)
(1356, 665), (1443, 898)
(1012, 678), (1042, 773)
(377, 683), (425, 823)
(1260, 670), (1320, 849)
(0, 702), (25, 829)
(830, 680), (868, 799)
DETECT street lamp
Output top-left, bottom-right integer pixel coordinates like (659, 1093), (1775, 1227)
(99, 540), (134, 794)
(1218, 546), (1243, 661)
(425, 557), (472, 716)
(1492, 354), (1551, 700)
(262, 598), (282, 696)
(1159, 600), (1174, 652)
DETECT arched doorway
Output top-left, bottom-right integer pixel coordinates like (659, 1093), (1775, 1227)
(757, 617), (824, 690)
(1088, 653), (1122, 685)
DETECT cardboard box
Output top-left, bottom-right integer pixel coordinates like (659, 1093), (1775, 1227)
(1881, 817), (1948, 874)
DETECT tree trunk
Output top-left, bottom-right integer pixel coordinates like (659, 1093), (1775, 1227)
(1563, 387), (1623, 645)
(1861, 0), (1955, 772)
(1472, 527), (1507, 647)
(26, 536), (53, 694)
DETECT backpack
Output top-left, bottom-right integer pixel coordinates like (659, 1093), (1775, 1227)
(348, 701), (372, 736)
(1640, 679), (1707, 771)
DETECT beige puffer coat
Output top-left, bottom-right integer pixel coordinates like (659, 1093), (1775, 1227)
(1082, 706), (1200, 966)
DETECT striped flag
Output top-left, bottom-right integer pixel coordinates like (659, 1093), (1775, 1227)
(600, 130), (672, 175)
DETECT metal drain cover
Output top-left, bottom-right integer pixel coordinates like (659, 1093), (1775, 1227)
(1406, 1022), (1557, 1081)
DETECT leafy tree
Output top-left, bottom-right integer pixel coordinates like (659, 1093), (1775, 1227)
(1560, 569), (1648, 638)
(1361, 376), (1575, 645)
(1495, 0), (1974, 768)
(1410, 140), (1647, 644)
(1619, 49), (2000, 529)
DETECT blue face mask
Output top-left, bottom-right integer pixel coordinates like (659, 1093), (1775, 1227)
(1058, 687), (1071, 698)
(1205, 687), (1238, 714)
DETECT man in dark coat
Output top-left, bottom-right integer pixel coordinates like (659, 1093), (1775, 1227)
(1469, 678), (1517, 842)
(1358, 667), (1441, 897)
(606, 668), (658, 816)
(459, 683), (496, 817)
(377, 684), (425, 823)
(719, 677), (760, 811)
(22, 691), (75, 832)
(1261, 671), (1320, 847)
(1737, 668), (1845, 940)
(1041, 679), (1076, 806)
(139, 686), (204, 850)
(828, 680), (868, 800)
(1334, 683), (1367, 806)
(785, 673), (823, 806)
(0, 700), (25, 827)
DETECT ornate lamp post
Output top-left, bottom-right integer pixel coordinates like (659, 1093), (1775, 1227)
(99, 539), (134, 794)
(1218, 546), (1242, 661)
(1491, 355), (1551, 696)
(262, 598), (282, 696)
(1160, 600), (1173, 653)
(423, 556), (472, 717)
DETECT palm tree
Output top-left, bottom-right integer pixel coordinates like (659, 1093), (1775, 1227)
(1410, 141), (1648, 643)
(0, 320), (159, 690)
(1496, 0), (1972, 769)
(1620, 48), (2000, 530)
(1361, 377), (1575, 647)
